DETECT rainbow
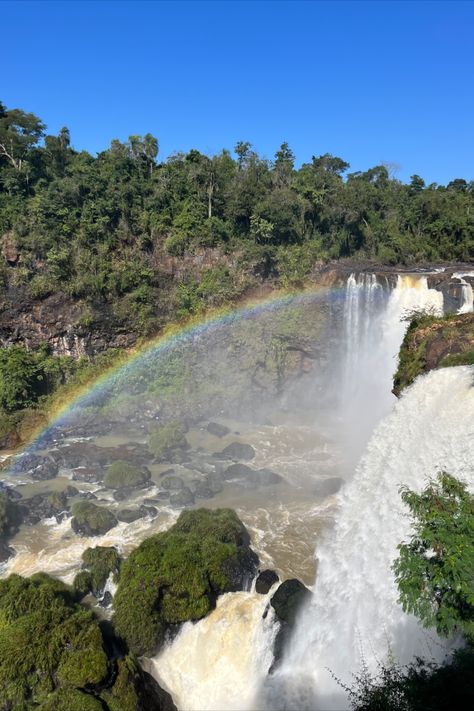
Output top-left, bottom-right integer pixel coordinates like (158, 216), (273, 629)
(6, 284), (343, 466)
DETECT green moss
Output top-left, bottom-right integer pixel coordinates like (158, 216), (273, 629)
(440, 348), (474, 368)
(73, 570), (93, 599)
(71, 501), (117, 536)
(38, 688), (104, 710)
(113, 508), (257, 656)
(104, 460), (148, 489)
(148, 421), (187, 460)
(100, 655), (143, 711)
(0, 574), (109, 708)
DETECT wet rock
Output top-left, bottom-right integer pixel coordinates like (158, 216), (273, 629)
(140, 504), (158, 517)
(213, 442), (256, 461)
(206, 473), (223, 494)
(0, 541), (14, 563)
(104, 461), (151, 490)
(250, 468), (283, 486)
(3, 487), (22, 501)
(269, 578), (312, 673)
(169, 487), (195, 507)
(71, 501), (117, 536)
(64, 485), (79, 497)
(207, 422), (230, 438)
(194, 482), (215, 499)
(313, 477), (344, 497)
(270, 579), (312, 625)
(112, 480), (152, 502)
(161, 475), (184, 490)
(256, 569), (280, 594)
(117, 508), (145, 523)
(72, 466), (103, 483)
(223, 463), (253, 480)
(98, 590), (113, 608)
(159, 468), (175, 478)
(79, 491), (98, 501)
(18, 491), (70, 526)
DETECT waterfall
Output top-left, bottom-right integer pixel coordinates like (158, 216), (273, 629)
(454, 272), (474, 314)
(147, 591), (279, 711)
(340, 273), (443, 460)
(269, 366), (474, 710)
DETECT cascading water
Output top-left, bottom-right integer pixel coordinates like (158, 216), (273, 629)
(340, 273), (443, 461)
(454, 272), (474, 313)
(268, 365), (474, 710)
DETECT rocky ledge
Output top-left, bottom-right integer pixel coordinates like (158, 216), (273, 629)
(393, 312), (474, 396)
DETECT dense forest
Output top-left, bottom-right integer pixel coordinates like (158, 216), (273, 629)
(0, 100), (473, 327)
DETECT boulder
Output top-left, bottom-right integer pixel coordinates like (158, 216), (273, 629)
(249, 468), (283, 486)
(161, 475), (184, 490)
(206, 473), (223, 494)
(214, 442), (256, 461)
(72, 467), (103, 483)
(71, 501), (117, 536)
(169, 487), (195, 507)
(117, 508), (145, 523)
(256, 569), (280, 594)
(313, 477), (344, 497)
(270, 578), (312, 625)
(194, 482), (215, 499)
(207, 422), (230, 438)
(104, 461), (151, 490)
(223, 463), (253, 480)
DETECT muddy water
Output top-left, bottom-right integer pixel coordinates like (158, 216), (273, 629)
(2, 412), (341, 587)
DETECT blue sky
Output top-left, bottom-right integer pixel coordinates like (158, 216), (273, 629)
(2, 1), (473, 184)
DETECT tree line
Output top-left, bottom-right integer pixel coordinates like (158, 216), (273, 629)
(0, 101), (472, 310)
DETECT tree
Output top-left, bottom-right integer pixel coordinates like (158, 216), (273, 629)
(0, 105), (45, 172)
(393, 472), (474, 643)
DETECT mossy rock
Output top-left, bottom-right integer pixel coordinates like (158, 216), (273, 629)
(0, 491), (21, 538)
(71, 501), (117, 536)
(0, 574), (110, 708)
(113, 508), (258, 656)
(74, 546), (121, 598)
(38, 688), (104, 710)
(104, 460), (150, 489)
(100, 654), (177, 711)
(0, 411), (20, 449)
(148, 421), (188, 461)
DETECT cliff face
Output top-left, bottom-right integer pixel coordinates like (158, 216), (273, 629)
(393, 312), (474, 396)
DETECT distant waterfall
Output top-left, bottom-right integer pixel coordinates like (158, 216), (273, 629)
(269, 366), (474, 710)
(454, 272), (474, 313)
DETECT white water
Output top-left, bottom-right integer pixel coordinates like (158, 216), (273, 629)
(454, 272), (474, 313)
(147, 591), (279, 711)
(271, 365), (474, 710)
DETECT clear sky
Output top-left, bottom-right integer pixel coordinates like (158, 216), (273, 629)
(2, 0), (473, 184)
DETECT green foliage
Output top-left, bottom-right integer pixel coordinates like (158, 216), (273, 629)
(100, 655), (149, 711)
(38, 688), (104, 710)
(104, 460), (148, 489)
(113, 508), (255, 656)
(148, 421), (187, 460)
(348, 648), (474, 711)
(393, 472), (474, 643)
(0, 574), (109, 708)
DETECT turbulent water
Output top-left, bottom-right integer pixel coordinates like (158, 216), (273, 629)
(3, 271), (469, 711)
(454, 271), (474, 313)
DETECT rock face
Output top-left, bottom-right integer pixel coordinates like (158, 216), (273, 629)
(313, 477), (344, 497)
(393, 312), (474, 396)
